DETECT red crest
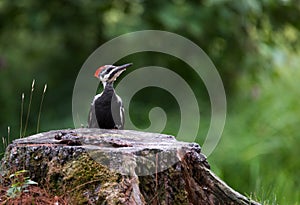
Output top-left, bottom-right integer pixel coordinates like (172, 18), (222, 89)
(94, 66), (106, 78)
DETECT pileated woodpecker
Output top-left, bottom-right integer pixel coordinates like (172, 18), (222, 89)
(88, 63), (132, 129)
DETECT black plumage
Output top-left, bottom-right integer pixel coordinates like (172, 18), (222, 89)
(89, 83), (124, 129)
(88, 63), (131, 129)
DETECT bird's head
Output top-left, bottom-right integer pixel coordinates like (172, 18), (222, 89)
(94, 63), (132, 85)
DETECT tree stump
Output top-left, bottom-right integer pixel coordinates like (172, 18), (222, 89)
(0, 128), (260, 205)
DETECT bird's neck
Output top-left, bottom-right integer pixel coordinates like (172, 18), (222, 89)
(102, 81), (114, 90)
(102, 81), (113, 88)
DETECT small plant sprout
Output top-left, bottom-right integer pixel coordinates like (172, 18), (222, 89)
(36, 84), (47, 133)
(1, 126), (10, 150)
(6, 170), (38, 198)
(2, 136), (7, 148)
(7, 126), (10, 145)
(20, 93), (25, 138)
(23, 79), (35, 137)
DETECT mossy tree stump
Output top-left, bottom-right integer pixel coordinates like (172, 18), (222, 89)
(0, 128), (260, 205)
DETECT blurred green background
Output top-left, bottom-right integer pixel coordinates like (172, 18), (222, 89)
(0, 0), (299, 204)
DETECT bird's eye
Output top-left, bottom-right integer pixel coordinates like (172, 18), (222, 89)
(106, 66), (114, 73)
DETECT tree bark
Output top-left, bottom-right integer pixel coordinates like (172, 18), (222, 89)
(0, 128), (260, 205)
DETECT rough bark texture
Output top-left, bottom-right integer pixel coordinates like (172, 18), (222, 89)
(0, 128), (260, 205)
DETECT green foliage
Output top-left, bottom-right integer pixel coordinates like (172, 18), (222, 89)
(1, 0), (299, 135)
(209, 48), (300, 204)
(6, 170), (38, 198)
(0, 0), (300, 204)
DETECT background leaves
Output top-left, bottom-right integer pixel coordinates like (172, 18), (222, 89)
(1, 0), (300, 204)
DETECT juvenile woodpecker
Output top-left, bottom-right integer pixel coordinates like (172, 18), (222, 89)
(88, 63), (132, 129)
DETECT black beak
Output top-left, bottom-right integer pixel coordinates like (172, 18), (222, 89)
(116, 63), (133, 71)
(108, 63), (132, 81)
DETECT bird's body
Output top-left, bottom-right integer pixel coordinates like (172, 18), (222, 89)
(88, 83), (124, 129)
(88, 63), (131, 129)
